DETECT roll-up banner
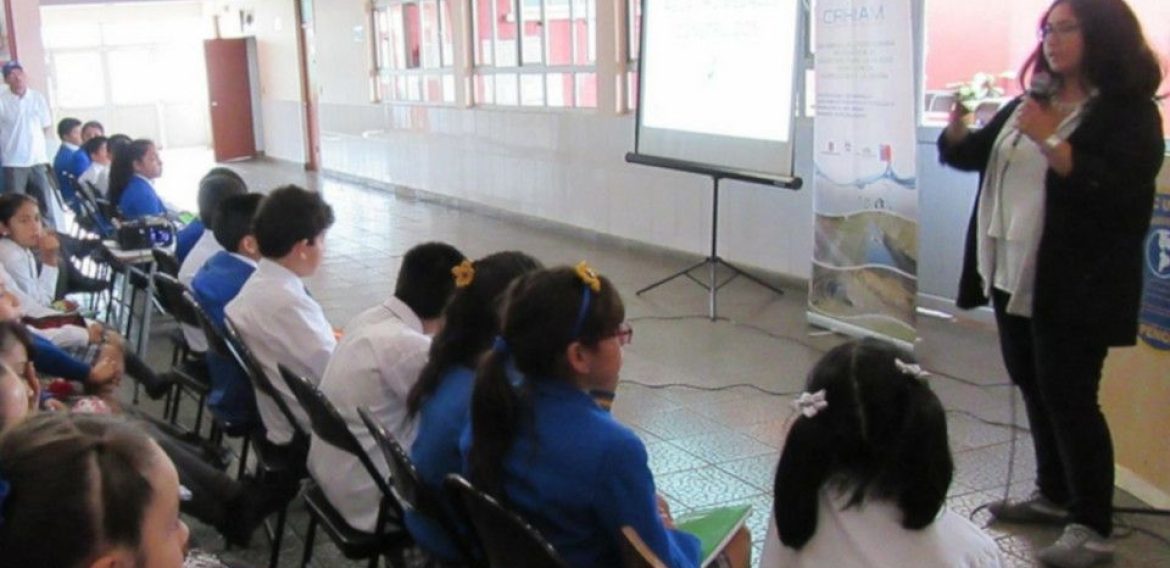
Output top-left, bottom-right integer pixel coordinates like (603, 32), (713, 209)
(808, 0), (919, 348)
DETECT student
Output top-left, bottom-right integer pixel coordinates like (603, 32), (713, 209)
(0, 193), (63, 311)
(176, 167), (246, 264)
(309, 241), (465, 533)
(77, 135), (111, 197)
(177, 170), (247, 354)
(463, 264), (750, 568)
(81, 119), (104, 142)
(191, 192), (264, 427)
(108, 138), (167, 219)
(225, 185), (336, 446)
(407, 250), (541, 561)
(0, 321), (289, 550)
(760, 338), (1002, 568)
(51, 117), (86, 209)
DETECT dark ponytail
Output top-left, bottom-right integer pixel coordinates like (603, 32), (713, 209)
(772, 338), (954, 550)
(466, 266), (625, 499)
(108, 139), (154, 207)
(407, 251), (541, 419)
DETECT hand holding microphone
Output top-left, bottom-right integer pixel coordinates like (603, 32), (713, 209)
(1015, 72), (1064, 146)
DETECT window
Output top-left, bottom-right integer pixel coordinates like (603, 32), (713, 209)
(922, 0), (1170, 136)
(371, 0), (456, 104)
(624, 0), (640, 111)
(472, 0), (597, 108)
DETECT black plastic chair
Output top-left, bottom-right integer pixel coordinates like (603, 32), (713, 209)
(152, 272), (211, 434)
(444, 474), (569, 568)
(222, 316), (309, 568)
(185, 290), (255, 480)
(276, 365), (412, 568)
(152, 247), (180, 277)
(357, 407), (479, 565)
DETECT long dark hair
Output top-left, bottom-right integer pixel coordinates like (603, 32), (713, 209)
(467, 266), (625, 497)
(773, 338), (954, 549)
(407, 251), (542, 418)
(1020, 0), (1163, 99)
(108, 139), (155, 207)
(0, 193), (37, 227)
(0, 413), (160, 567)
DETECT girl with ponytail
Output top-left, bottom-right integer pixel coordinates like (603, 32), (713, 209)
(761, 338), (1002, 567)
(462, 263), (749, 568)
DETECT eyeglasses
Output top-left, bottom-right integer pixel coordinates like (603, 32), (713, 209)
(610, 322), (633, 346)
(1039, 22), (1080, 40)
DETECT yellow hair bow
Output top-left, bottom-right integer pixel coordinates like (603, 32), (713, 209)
(452, 259), (475, 288)
(574, 261), (601, 293)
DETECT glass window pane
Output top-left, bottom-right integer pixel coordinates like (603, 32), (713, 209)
(439, 0), (454, 67)
(108, 49), (156, 105)
(496, 73), (519, 105)
(546, 72), (571, 107)
(157, 45), (206, 103)
(405, 74), (422, 101)
(520, 73), (544, 106)
(421, 0), (441, 68)
(52, 52), (106, 108)
(519, 1), (544, 65)
(627, 0), (640, 61)
(546, 0), (571, 65)
(390, 5), (408, 69)
(476, 74), (495, 104)
(574, 72), (596, 108)
(404, 3), (422, 68)
(474, 0), (494, 66)
(42, 23), (102, 50)
(572, 0), (594, 65)
(442, 74), (455, 102)
(495, 0), (518, 66)
(627, 70), (638, 110)
(424, 74), (444, 102)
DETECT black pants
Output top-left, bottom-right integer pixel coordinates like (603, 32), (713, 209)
(992, 289), (1113, 535)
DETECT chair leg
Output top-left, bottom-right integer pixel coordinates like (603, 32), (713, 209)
(299, 515), (317, 568)
(268, 502), (290, 568)
(236, 437), (251, 480)
(193, 395), (206, 436)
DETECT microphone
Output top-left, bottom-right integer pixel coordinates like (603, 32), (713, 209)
(1012, 72), (1061, 147)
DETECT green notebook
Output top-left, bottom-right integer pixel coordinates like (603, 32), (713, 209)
(675, 504), (752, 567)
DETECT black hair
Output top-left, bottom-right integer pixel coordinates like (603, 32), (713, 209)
(0, 321), (35, 433)
(395, 242), (467, 320)
(0, 193), (37, 226)
(107, 134), (133, 160)
(252, 185), (335, 259)
(81, 120), (104, 137)
(1020, 0), (1163, 99)
(0, 413), (159, 568)
(108, 139), (155, 207)
(407, 251), (542, 418)
(205, 166), (245, 187)
(56, 117), (82, 139)
(197, 170), (248, 227)
(467, 266), (625, 497)
(773, 337), (954, 550)
(81, 135), (108, 159)
(213, 193), (264, 252)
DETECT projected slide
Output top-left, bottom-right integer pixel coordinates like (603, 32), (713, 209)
(635, 0), (801, 176)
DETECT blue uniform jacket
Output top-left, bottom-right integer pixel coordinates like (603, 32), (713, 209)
(118, 175), (166, 219)
(191, 250), (258, 425)
(460, 378), (701, 568)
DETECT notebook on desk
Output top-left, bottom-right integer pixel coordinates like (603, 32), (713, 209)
(675, 504), (751, 566)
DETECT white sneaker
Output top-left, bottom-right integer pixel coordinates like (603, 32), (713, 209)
(1037, 523), (1114, 567)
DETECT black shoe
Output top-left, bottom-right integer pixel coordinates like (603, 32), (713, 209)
(221, 478), (300, 547)
(141, 371), (177, 400)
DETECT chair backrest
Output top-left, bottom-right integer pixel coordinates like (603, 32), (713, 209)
(184, 290), (233, 360)
(222, 315), (307, 440)
(444, 474), (569, 568)
(152, 272), (199, 328)
(276, 364), (395, 503)
(152, 247), (180, 277)
(619, 526), (669, 568)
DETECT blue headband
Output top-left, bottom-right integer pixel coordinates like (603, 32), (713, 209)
(569, 284), (592, 339)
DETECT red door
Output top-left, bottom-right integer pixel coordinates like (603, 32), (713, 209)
(204, 38), (256, 162)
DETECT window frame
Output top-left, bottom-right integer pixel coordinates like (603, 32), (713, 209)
(370, 0), (458, 105)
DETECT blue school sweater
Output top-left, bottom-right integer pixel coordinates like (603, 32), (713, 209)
(191, 250), (258, 425)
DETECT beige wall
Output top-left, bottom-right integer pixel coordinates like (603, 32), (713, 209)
(1101, 158), (1170, 507)
(10, 0), (48, 93)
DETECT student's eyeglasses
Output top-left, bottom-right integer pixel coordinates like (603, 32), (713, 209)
(1039, 22), (1080, 40)
(609, 322), (633, 346)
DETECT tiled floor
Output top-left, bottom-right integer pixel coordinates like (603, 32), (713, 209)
(120, 150), (1170, 567)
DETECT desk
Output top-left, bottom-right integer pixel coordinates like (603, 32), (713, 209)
(101, 241), (159, 357)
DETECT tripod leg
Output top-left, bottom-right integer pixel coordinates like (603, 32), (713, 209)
(636, 258), (711, 295)
(718, 258), (786, 296)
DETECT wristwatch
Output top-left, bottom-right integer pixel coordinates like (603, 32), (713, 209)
(1043, 134), (1063, 152)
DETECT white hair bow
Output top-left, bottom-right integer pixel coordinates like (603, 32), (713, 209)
(895, 358), (930, 381)
(792, 389), (828, 418)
